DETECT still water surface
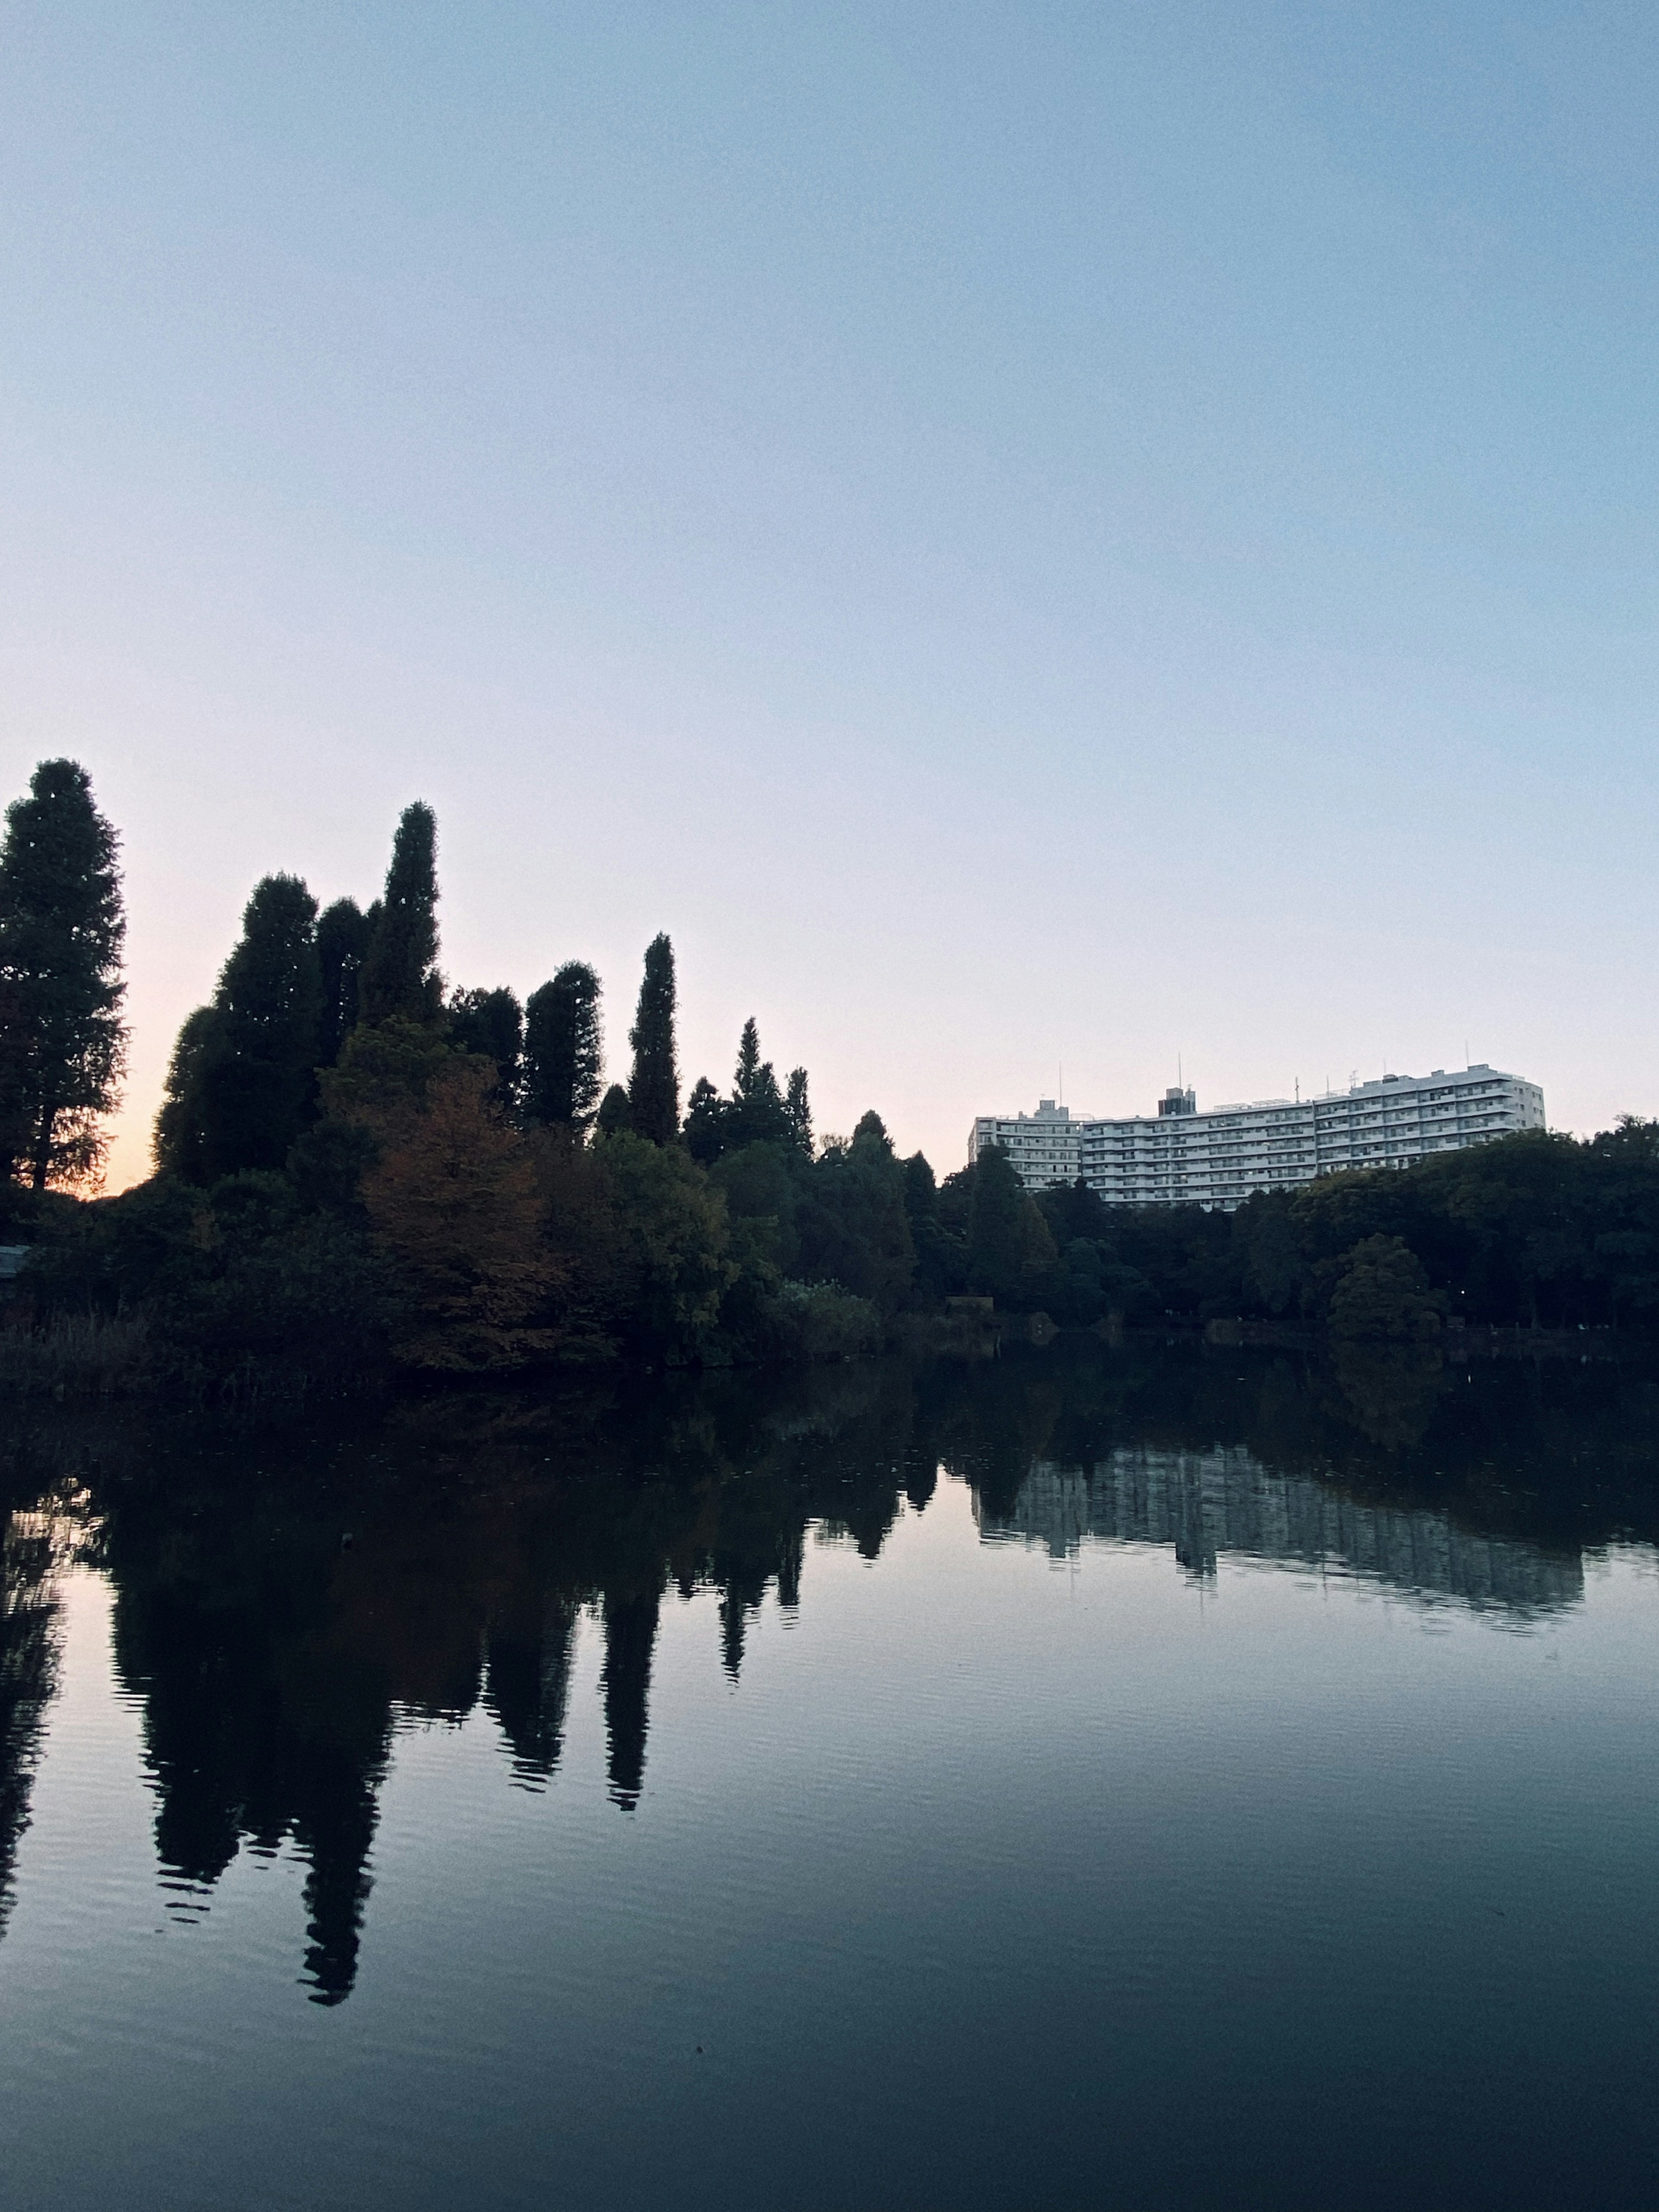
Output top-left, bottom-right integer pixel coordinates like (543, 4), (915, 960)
(2, 1343), (1658, 2209)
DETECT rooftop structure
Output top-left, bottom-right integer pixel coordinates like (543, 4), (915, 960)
(970, 1065), (1545, 1210)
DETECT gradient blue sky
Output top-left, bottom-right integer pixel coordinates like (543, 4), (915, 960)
(3, 2), (1656, 1186)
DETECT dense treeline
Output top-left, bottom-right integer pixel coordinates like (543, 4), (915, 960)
(2, 781), (940, 1379)
(3, 759), (1659, 1390)
(983, 1125), (1659, 1336)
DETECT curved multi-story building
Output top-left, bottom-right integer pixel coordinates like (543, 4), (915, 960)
(970, 1064), (1545, 1210)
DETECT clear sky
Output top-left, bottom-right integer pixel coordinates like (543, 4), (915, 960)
(3, 2), (1656, 1187)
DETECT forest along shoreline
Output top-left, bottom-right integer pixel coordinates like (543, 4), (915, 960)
(3, 760), (1659, 1407)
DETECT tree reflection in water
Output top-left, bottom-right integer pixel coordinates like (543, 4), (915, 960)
(3, 1339), (1659, 2000)
(0, 1503), (67, 1937)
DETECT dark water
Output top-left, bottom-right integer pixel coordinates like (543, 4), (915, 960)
(2, 1341), (1658, 2211)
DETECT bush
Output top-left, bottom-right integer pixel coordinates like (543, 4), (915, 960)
(762, 1281), (880, 1364)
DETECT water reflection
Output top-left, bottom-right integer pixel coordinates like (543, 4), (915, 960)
(0, 1506), (65, 1935)
(3, 1340), (1658, 2000)
(987, 1450), (1585, 1614)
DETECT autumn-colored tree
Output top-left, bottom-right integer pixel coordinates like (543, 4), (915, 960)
(359, 1059), (564, 1370)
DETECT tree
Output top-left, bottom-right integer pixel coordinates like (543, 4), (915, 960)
(0, 760), (126, 1189)
(595, 1129), (737, 1360)
(154, 874), (323, 1184)
(1328, 1234), (1443, 1340)
(0, 980), (33, 1203)
(1234, 1189), (1304, 1316)
(595, 1083), (633, 1137)
(153, 1008), (218, 1183)
(317, 898), (372, 1065)
(966, 1144), (1056, 1306)
(734, 1016), (761, 1099)
(966, 1145), (1024, 1299)
(318, 1012), (458, 1133)
(523, 963), (604, 1128)
(683, 1076), (727, 1164)
(626, 934), (679, 1144)
(711, 1139), (803, 1273)
(1036, 1177), (1114, 1249)
(447, 985), (523, 1112)
(359, 1059), (564, 1370)
(796, 1111), (915, 1312)
(358, 803), (440, 1025)
(903, 1150), (965, 1303)
(784, 1068), (811, 1155)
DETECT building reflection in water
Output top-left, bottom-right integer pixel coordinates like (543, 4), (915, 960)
(2, 1340), (1656, 1999)
(982, 1449), (1585, 1615)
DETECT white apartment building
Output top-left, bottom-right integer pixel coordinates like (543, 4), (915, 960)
(970, 1065), (1546, 1211)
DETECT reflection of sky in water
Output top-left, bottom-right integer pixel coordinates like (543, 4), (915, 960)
(3, 1357), (1659, 2210)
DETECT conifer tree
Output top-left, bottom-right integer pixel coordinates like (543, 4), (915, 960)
(524, 962), (604, 1127)
(724, 1016), (791, 1149)
(626, 934), (679, 1144)
(358, 803), (440, 1025)
(742, 1062), (788, 1146)
(683, 1076), (728, 1164)
(447, 986), (523, 1112)
(317, 898), (372, 1065)
(734, 1017), (761, 1099)
(0, 760), (127, 1189)
(785, 1068), (811, 1154)
(154, 874), (323, 1183)
(595, 1083), (633, 1137)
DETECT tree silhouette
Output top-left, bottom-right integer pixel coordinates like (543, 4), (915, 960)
(359, 803), (441, 1025)
(626, 934), (679, 1145)
(316, 898), (372, 1066)
(0, 760), (126, 1189)
(601, 1587), (660, 1810)
(155, 874), (322, 1182)
(0, 1513), (62, 1936)
(524, 963), (603, 1128)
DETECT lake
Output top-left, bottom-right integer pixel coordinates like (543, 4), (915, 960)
(2, 1340), (1657, 2210)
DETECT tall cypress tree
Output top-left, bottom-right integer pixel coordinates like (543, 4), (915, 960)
(734, 1017), (761, 1099)
(358, 803), (440, 1025)
(626, 934), (679, 1145)
(317, 898), (373, 1065)
(0, 760), (127, 1189)
(524, 962), (604, 1127)
(784, 1068), (812, 1154)
(155, 874), (323, 1184)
